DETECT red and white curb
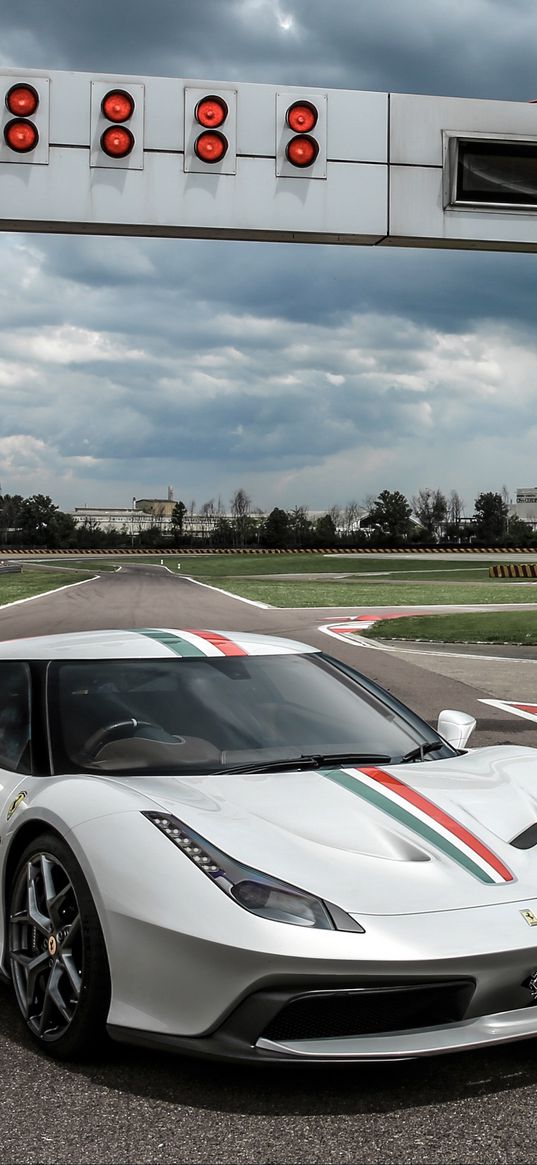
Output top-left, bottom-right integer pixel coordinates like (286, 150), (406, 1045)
(319, 612), (426, 650)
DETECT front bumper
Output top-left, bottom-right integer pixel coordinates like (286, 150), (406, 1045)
(107, 969), (537, 1063)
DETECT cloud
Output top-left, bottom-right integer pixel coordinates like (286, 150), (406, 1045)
(3, 0), (537, 101)
(7, 325), (145, 366)
(0, 2), (537, 512)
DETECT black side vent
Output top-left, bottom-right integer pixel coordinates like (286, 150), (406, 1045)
(511, 823), (537, 850)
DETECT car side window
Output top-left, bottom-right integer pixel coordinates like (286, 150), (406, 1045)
(0, 662), (31, 774)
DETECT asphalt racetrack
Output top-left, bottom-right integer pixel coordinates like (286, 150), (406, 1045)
(1, 564), (537, 1165)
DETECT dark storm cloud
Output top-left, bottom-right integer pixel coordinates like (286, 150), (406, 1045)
(1, 0), (297, 81)
(298, 0), (537, 102)
(32, 232), (537, 339)
(52, 378), (406, 468)
(4, 0), (537, 102)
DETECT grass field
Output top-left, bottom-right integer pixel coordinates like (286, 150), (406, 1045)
(193, 578), (537, 607)
(161, 554), (496, 581)
(363, 610), (537, 645)
(170, 554), (536, 610)
(47, 553), (499, 581)
(0, 568), (95, 605)
(185, 558), (495, 580)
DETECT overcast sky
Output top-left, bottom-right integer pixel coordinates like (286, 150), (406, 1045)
(1, 0), (537, 516)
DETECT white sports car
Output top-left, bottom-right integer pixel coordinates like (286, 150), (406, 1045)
(1, 626), (537, 1064)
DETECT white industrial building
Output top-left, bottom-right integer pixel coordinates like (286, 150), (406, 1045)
(71, 506), (163, 536)
(509, 488), (537, 531)
(69, 500), (370, 538)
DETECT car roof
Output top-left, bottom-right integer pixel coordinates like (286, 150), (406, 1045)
(0, 628), (319, 661)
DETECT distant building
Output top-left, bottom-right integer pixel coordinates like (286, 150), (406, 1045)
(71, 506), (162, 534)
(135, 494), (176, 519)
(509, 488), (537, 531)
(70, 496), (370, 538)
(70, 501), (219, 537)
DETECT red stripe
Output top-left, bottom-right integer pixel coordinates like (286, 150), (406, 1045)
(360, 766), (513, 882)
(512, 703), (537, 715)
(186, 630), (248, 656)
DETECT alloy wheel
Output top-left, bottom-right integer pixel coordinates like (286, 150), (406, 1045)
(9, 852), (83, 1042)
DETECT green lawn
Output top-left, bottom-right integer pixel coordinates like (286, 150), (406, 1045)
(177, 554), (495, 581)
(31, 557), (119, 571)
(53, 552), (498, 581)
(0, 568), (95, 605)
(202, 578), (537, 607)
(363, 610), (537, 645)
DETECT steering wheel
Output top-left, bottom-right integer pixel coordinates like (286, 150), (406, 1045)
(82, 718), (174, 760)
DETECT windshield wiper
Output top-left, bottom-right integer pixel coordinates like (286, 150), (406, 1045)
(400, 741), (445, 764)
(219, 752), (393, 775)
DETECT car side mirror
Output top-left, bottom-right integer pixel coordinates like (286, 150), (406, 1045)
(437, 709), (476, 749)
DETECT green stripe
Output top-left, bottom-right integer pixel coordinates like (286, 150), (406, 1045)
(320, 768), (495, 884)
(134, 629), (206, 657)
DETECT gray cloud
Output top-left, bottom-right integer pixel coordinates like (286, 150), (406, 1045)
(4, 1), (537, 101)
(1, 2), (537, 512)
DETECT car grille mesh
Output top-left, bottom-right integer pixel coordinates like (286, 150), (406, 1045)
(261, 980), (475, 1043)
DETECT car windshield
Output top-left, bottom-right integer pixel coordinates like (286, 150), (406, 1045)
(47, 653), (446, 776)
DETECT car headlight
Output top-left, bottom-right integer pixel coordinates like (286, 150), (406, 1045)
(143, 811), (363, 932)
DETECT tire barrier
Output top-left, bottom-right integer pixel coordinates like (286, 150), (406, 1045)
(489, 563), (537, 578)
(0, 546), (534, 557)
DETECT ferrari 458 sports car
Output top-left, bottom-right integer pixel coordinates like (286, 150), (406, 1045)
(1, 627), (537, 1064)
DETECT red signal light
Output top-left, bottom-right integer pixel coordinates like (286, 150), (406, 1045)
(194, 130), (228, 164)
(2, 79), (48, 162)
(91, 80), (143, 167)
(286, 101), (318, 134)
(286, 133), (319, 168)
(284, 100), (320, 169)
(185, 87), (235, 172)
(195, 95), (228, 129)
(101, 89), (135, 123)
(6, 84), (39, 118)
(4, 118), (39, 153)
(100, 125), (135, 158)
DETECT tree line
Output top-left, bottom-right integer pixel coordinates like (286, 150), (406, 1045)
(187, 487), (531, 548)
(0, 486), (532, 550)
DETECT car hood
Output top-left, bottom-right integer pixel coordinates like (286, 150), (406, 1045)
(122, 746), (537, 915)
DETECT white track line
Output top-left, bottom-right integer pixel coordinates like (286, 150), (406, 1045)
(180, 575), (272, 608)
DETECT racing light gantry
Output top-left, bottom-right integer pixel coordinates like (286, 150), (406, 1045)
(2, 66), (537, 251)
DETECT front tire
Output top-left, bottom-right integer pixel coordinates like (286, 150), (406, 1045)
(8, 832), (110, 1058)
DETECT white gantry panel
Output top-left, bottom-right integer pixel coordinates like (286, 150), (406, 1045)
(0, 67), (388, 243)
(0, 148), (388, 242)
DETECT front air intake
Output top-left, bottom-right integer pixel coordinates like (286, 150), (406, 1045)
(261, 980), (475, 1042)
